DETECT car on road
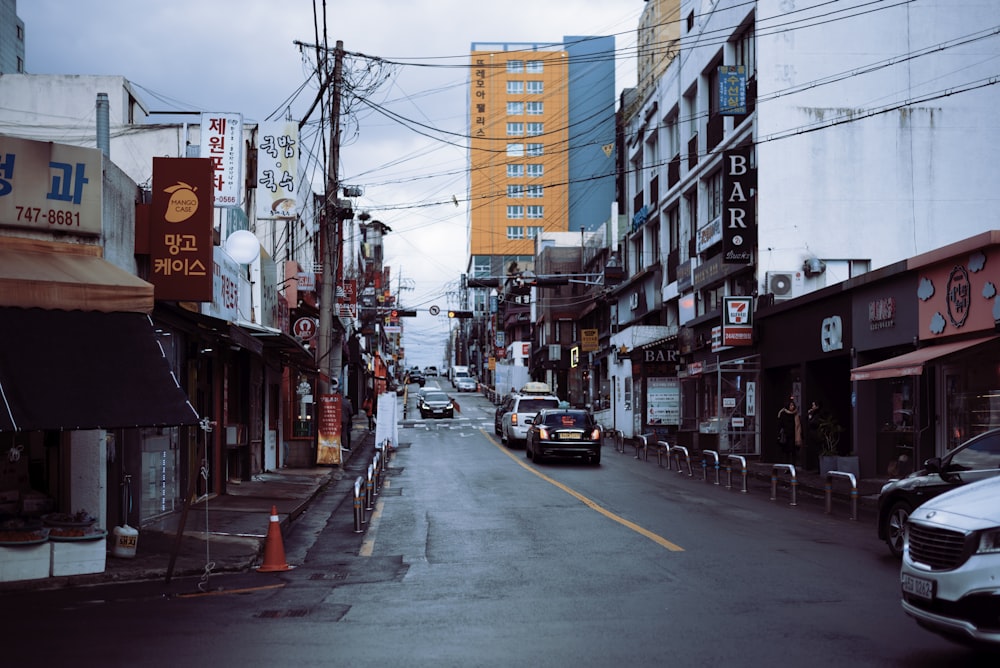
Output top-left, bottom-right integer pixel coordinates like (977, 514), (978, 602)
(424, 366), (438, 377)
(525, 408), (602, 465)
(500, 393), (560, 448)
(494, 395), (515, 435)
(454, 376), (478, 392)
(877, 428), (1000, 558)
(418, 390), (454, 419)
(900, 474), (1000, 650)
(408, 370), (426, 386)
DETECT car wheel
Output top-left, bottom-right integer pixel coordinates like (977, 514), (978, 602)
(501, 427), (508, 445)
(591, 453), (601, 466)
(886, 500), (912, 558)
(525, 439), (533, 460)
(533, 448), (544, 464)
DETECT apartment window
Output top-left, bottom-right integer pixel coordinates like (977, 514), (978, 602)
(507, 101), (524, 115)
(526, 122), (544, 137)
(507, 185), (525, 198)
(526, 143), (544, 157)
(506, 143), (524, 157)
(707, 169), (723, 220)
(507, 81), (524, 94)
(735, 24), (756, 75)
(527, 205), (544, 219)
(526, 81), (544, 94)
(526, 60), (543, 73)
(665, 114), (680, 157)
(507, 206), (524, 219)
(667, 205), (680, 253)
(526, 185), (543, 198)
(526, 101), (544, 115)
(507, 226), (525, 239)
(506, 122), (524, 136)
(507, 60), (524, 73)
(473, 256), (492, 276)
(526, 164), (544, 178)
(507, 164), (524, 178)
(526, 226), (543, 239)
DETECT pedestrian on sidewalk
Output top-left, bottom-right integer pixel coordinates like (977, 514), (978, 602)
(341, 394), (354, 451)
(363, 392), (374, 430)
(777, 398), (803, 465)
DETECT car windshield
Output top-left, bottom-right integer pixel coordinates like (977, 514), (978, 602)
(424, 392), (449, 402)
(518, 398), (560, 413)
(542, 411), (591, 427)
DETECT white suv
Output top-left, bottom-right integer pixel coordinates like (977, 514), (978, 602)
(900, 475), (1000, 650)
(501, 393), (560, 448)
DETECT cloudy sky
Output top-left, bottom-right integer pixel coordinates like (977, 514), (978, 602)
(18, 0), (643, 368)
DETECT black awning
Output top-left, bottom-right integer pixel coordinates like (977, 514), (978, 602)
(0, 307), (200, 431)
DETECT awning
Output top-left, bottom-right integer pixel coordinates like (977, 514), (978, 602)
(235, 320), (317, 369)
(0, 307), (200, 431)
(850, 335), (999, 381)
(0, 238), (154, 313)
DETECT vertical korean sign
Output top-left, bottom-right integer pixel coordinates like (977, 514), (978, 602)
(256, 121), (299, 219)
(0, 136), (102, 236)
(151, 157), (214, 301)
(316, 393), (343, 466)
(200, 112), (243, 208)
(722, 146), (755, 264)
(717, 65), (747, 115)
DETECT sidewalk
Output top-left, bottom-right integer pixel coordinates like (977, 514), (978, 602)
(0, 426), (376, 594)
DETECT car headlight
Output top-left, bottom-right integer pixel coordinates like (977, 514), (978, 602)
(977, 528), (1000, 554)
(446, 403), (454, 410)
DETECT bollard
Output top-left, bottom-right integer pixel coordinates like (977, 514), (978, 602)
(702, 450), (720, 485)
(770, 464), (798, 506)
(353, 476), (366, 532)
(670, 445), (693, 476)
(365, 464), (375, 511)
(725, 455), (749, 493)
(825, 471), (858, 520)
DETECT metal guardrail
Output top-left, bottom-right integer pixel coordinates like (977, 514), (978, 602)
(353, 439), (393, 533)
(353, 476), (366, 533)
(613, 430), (625, 454)
(770, 464), (798, 506)
(725, 455), (749, 493)
(634, 434), (666, 466)
(701, 449), (721, 485)
(825, 471), (858, 520)
(669, 445), (693, 477)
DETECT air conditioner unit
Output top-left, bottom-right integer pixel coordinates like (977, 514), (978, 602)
(766, 271), (804, 302)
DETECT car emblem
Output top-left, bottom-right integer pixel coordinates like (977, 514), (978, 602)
(925, 511), (936, 519)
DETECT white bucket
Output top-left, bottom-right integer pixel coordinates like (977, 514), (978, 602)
(111, 524), (138, 558)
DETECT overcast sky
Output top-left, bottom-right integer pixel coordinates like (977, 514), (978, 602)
(18, 0), (642, 368)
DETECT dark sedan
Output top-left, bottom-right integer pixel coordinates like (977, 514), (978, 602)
(525, 409), (602, 465)
(877, 427), (1000, 557)
(418, 390), (454, 419)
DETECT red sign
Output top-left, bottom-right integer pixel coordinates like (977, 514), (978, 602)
(150, 158), (214, 301)
(293, 317), (317, 341)
(316, 393), (342, 466)
(722, 296), (754, 347)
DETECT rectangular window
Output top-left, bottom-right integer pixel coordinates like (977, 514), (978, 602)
(707, 169), (723, 220)
(506, 122), (524, 136)
(526, 185), (543, 198)
(507, 164), (524, 178)
(507, 185), (524, 198)
(526, 101), (544, 115)
(507, 206), (524, 219)
(507, 60), (524, 73)
(526, 122), (544, 137)
(527, 205), (544, 219)
(474, 256), (492, 276)
(526, 226), (543, 239)
(526, 143), (543, 157)
(507, 101), (524, 115)
(507, 81), (524, 95)
(506, 226), (524, 239)
(506, 143), (524, 157)
(526, 81), (544, 94)
(526, 164), (544, 177)
(526, 60), (543, 74)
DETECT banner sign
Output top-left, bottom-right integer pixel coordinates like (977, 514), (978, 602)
(316, 393), (343, 466)
(200, 112), (243, 207)
(722, 296), (754, 346)
(718, 65), (747, 115)
(722, 146), (756, 264)
(256, 121), (299, 219)
(151, 157), (214, 301)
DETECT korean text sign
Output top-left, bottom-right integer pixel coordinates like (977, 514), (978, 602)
(151, 157), (214, 301)
(200, 112), (243, 207)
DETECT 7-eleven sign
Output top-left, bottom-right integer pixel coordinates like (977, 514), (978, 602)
(723, 296), (754, 347)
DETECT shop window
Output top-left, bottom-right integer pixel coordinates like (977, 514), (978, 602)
(292, 377), (315, 437)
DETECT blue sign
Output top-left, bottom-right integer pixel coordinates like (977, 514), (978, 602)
(718, 65), (747, 115)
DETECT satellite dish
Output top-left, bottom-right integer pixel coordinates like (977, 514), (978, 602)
(224, 230), (260, 264)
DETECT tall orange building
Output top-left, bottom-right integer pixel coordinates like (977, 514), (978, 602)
(467, 37), (616, 285)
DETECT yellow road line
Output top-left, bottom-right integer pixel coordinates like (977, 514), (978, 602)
(481, 429), (684, 552)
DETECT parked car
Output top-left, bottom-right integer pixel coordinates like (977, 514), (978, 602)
(501, 393), (560, 448)
(495, 395), (515, 435)
(877, 428), (1000, 557)
(418, 390), (453, 419)
(454, 376), (477, 392)
(525, 408), (602, 465)
(900, 474), (1000, 650)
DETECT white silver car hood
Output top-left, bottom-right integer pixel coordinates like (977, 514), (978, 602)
(911, 475), (1000, 530)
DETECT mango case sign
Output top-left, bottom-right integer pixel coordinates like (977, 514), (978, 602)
(150, 157), (214, 301)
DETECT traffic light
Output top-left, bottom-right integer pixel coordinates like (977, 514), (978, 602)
(447, 310), (473, 319)
(391, 309), (417, 317)
(467, 277), (501, 289)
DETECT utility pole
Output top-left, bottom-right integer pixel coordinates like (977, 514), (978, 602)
(317, 40), (344, 395)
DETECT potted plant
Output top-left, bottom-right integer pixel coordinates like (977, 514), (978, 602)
(817, 414), (859, 477)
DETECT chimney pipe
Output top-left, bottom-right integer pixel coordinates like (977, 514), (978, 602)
(96, 93), (110, 157)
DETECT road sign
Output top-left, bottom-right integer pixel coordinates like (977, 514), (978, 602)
(429, 305), (441, 316)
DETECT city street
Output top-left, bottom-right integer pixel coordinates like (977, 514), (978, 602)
(1, 386), (993, 667)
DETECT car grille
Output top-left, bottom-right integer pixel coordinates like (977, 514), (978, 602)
(907, 521), (971, 571)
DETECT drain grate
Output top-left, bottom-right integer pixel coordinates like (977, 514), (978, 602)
(309, 572), (347, 581)
(256, 608), (310, 618)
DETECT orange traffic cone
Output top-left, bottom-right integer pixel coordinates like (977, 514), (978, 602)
(257, 505), (292, 572)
